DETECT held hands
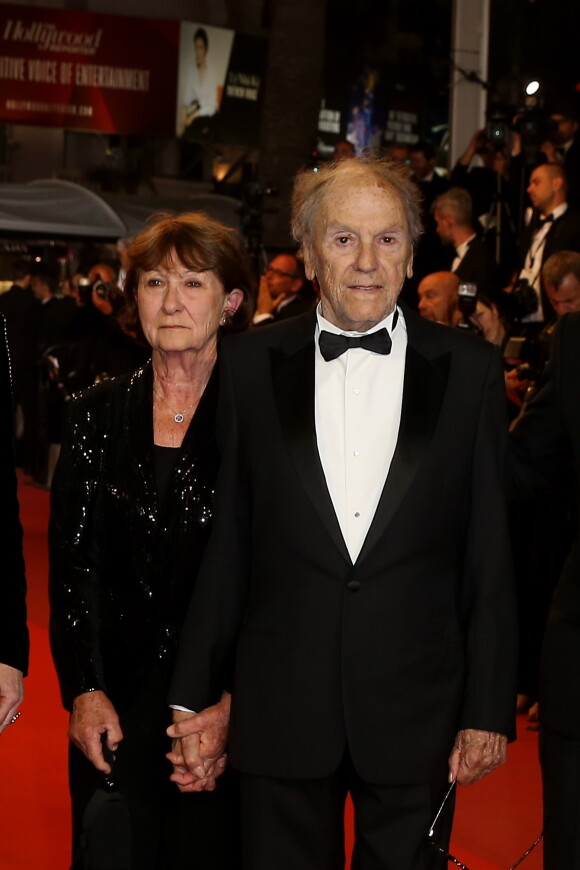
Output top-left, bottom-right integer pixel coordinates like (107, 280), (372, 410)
(0, 663), (24, 735)
(448, 728), (507, 786)
(166, 691), (231, 793)
(68, 690), (123, 773)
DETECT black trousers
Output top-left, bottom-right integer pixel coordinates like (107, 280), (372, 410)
(238, 751), (452, 870)
(68, 666), (241, 870)
(540, 726), (580, 869)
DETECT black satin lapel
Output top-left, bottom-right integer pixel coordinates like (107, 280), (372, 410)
(270, 343), (351, 563)
(356, 344), (450, 564)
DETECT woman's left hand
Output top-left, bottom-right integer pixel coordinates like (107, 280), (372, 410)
(68, 690), (123, 774)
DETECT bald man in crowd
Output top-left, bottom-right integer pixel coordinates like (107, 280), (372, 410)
(417, 271), (462, 325)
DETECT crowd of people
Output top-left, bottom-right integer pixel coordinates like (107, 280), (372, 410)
(2, 102), (580, 869)
(0, 255), (149, 488)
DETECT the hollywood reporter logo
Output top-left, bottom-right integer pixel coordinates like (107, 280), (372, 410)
(3, 19), (103, 55)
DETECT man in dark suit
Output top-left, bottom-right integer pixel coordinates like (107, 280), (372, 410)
(432, 187), (499, 301)
(510, 311), (580, 869)
(252, 252), (317, 326)
(168, 157), (517, 869)
(403, 141), (452, 305)
(511, 163), (580, 326)
(545, 105), (580, 210)
(31, 268), (76, 353)
(0, 315), (29, 734)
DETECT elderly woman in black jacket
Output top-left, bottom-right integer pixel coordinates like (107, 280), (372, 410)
(49, 212), (254, 869)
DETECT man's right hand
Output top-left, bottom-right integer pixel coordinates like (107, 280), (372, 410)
(68, 690), (123, 773)
(255, 275), (284, 317)
(166, 692), (231, 793)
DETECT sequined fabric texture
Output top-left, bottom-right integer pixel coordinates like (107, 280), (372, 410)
(48, 361), (219, 710)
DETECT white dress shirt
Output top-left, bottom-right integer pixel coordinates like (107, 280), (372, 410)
(315, 305), (407, 563)
(519, 202), (568, 322)
(451, 233), (477, 273)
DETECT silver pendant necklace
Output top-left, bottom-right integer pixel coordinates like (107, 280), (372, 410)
(154, 388), (197, 424)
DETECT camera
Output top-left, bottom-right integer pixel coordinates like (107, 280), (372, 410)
(93, 279), (110, 300)
(457, 282), (477, 318)
(509, 277), (539, 320)
(484, 116), (511, 152)
(484, 104), (551, 165)
(456, 283), (483, 335)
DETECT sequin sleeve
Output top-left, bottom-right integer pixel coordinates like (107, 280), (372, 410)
(48, 388), (111, 710)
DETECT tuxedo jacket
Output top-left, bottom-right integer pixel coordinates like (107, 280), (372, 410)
(37, 295), (76, 353)
(519, 207), (580, 271)
(272, 286), (317, 322)
(453, 235), (499, 301)
(0, 316), (29, 674)
(563, 137), (580, 210)
(510, 312), (580, 737)
(170, 305), (517, 784)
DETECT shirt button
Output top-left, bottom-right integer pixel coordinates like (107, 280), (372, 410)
(347, 579), (360, 592)
(354, 512), (360, 518)
(353, 387), (360, 394)
(353, 450), (360, 457)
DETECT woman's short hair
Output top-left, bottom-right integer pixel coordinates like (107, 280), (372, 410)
(122, 212), (255, 342)
(291, 155), (423, 256)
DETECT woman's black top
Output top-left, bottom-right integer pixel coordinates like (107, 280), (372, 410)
(48, 360), (219, 711)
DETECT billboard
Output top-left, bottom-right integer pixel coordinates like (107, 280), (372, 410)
(0, 4), (179, 135)
(176, 23), (266, 148)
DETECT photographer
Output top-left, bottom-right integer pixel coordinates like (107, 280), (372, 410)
(66, 263), (148, 393)
(542, 102), (580, 209)
(504, 163), (580, 328)
(449, 128), (518, 284)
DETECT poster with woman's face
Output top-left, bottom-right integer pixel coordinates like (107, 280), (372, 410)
(176, 22), (234, 137)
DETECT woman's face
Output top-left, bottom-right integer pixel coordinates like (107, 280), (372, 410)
(471, 299), (500, 343)
(137, 254), (242, 354)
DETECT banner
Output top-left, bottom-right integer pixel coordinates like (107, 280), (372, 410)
(177, 24), (266, 148)
(0, 3), (179, 135)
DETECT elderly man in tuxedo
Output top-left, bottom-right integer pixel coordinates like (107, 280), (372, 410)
(168, 157), (517, 870)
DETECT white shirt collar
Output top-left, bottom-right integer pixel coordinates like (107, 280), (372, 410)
(540, 201), (568, 222)
(455, 233), (477, 259)
(315, 303), (399, 338)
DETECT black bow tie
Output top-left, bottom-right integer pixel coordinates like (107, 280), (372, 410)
(319, 326), (393, 361)
(538, 213), (554, 227)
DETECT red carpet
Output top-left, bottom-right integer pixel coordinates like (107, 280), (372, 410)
(0, 477), (543, 869)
